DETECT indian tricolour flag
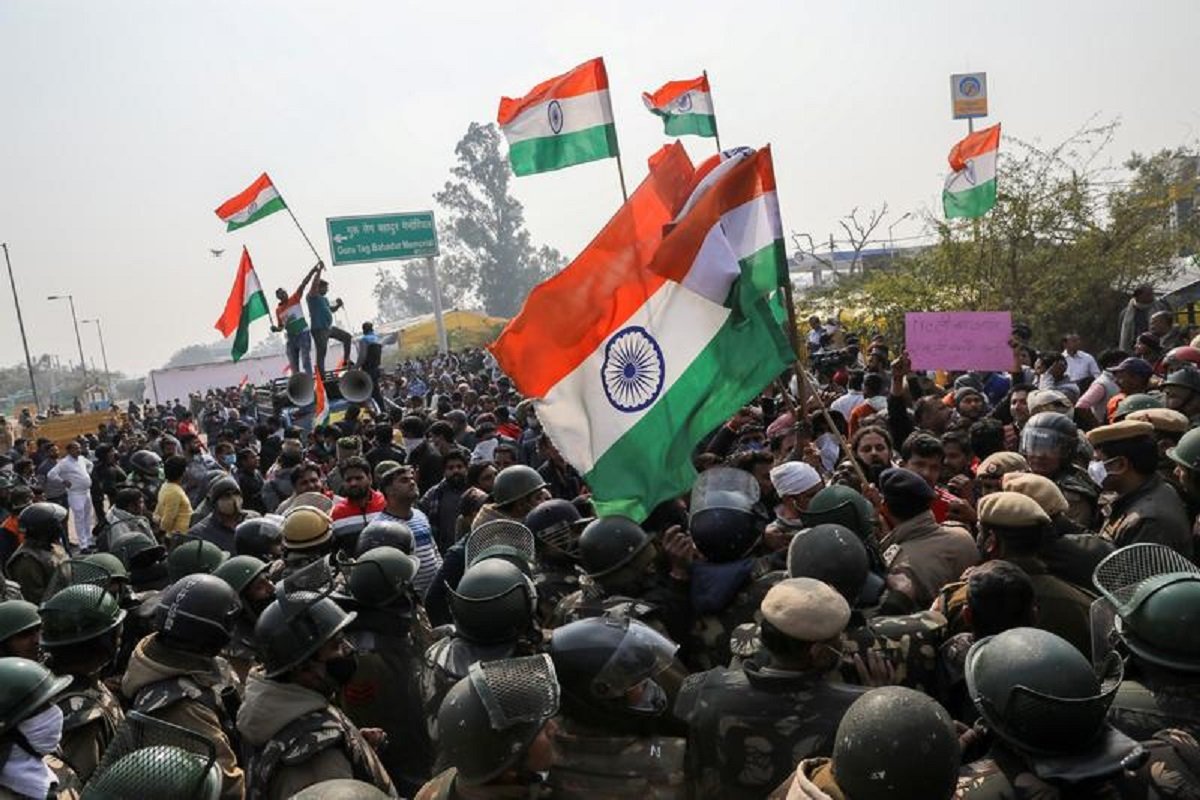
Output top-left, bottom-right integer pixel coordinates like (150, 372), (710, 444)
(642, 75), (717, 138)
(313, 369), (330, 423)
(215, 173), (287, 231)
(497, 58), (618, 176)
(943, 123), (1001, 219)
(214, 247), (270, 362)
(491, 143), (792, 521)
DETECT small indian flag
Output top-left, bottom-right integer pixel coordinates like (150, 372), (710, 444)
(214, 247), (270, 362)
(497, 58), (618, 176)
(313, 369), (329, 423)
(943, 124), (1001, 219)
(215, 173), (287, 231)
(642, 75), (717, 138)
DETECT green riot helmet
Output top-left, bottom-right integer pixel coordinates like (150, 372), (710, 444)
(292, 780), (393, 800)
(832, 687), (960, 800)
(129, 450), (163, 479)
(786, 524), (869, 604)
(109, 532), (166, 573)
(577, 516), (652, 579)
(42, 558), (117, 602)
(82, 711), (221, 800)
(354, 518), (414, 557)
(547, 616), (677, 731)
(154, 574), (241, 655)
(525, 498), (589, 561)
(448, 560), (537, 645)
(212, 555), (270, 596)
(0, 656), (71, 734)
(18, 502), (67, 543)
(1093, 543), (1200, 673)
(435, 654), (560, 785)
(1167, 427), (1200, 473)
(234, 515), (284, 560)
(166, 537), (229, 584)
(465, 519), (536, 572)
(255, 590), (356, 678)
(1020, 412), (1078, 463)
(40, 583), (125, 648)
(0, 600), (42, 645)
(1164, 366), (1200, 397)
(1113, 393), (1163, 421)
(965, 627), (1122, 754)
(491, 465), (547, 507)
(83, 552), (130, 584)
(347, 547), (420, 608)
(798, 484), (878, 541)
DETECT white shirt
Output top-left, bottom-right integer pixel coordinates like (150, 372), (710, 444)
(830, 391), (864, 421)
(1063, 350), (1101, 382)
(48, 455), (92, 495)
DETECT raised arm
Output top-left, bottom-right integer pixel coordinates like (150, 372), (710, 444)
(297, 260), (322, 296)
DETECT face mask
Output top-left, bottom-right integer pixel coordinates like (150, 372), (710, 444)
(1087, 459), (1110, 486)
(18, 704), (64, 755)
(322, 651), (359, 687)
(217, 496), (242, 516)
(222, 454), (236, 467)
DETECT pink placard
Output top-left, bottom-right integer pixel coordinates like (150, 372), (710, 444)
(905, 312), (1013, 371)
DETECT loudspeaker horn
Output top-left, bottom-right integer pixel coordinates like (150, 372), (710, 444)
(286, 372), (315, 406)
(338, 368), (374, 403)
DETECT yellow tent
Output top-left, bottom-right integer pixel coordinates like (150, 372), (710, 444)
(388, 309), (509, 359)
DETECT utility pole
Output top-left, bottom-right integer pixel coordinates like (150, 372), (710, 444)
(47, 294), (88, 386)
(2, 244), (40, 411)
(81, 318), (112, 400)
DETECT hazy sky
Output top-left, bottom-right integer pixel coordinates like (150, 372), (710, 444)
(0, 1), (1195, 375)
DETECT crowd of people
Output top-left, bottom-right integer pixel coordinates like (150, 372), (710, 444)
(0, 281), (1199, 798)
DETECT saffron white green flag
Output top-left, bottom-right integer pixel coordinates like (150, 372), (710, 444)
(214, 247), (270, 362)
(943, 124), (1001, 219)
(215, 173), (287, 231)
(642, 75), (718, 139)
(497, 58), (618, 176)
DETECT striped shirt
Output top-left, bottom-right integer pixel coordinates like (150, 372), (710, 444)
(330, 491), (386, 542)
(377, 507), (442, 598)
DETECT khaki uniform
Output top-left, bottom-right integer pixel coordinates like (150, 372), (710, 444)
(120, 634), (245, 800)
(1006, 555), (1097, 657)
(1100, 475), (1194, 560)
(5, 541), (67, 603)
(880, 511), (978, 613)
(54, 674), (125, 783)
(766, 758), (845, 799)
(236, 670), (396, 800)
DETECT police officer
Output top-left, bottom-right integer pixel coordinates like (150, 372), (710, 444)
(421, 559), (540, 744)
(524, 499), (588, 627)
(212, 555), (274, 681)
(277, 506), (336, 581)
(546, 616), (686, 798)
(237, 588), (395, 799)
(676, 578), (867, 799)
(1162, 366), (1200, 426)
(126, 450), (164, 513)
(470, 464), (550, 532)
(107, 531), (169, 592)
(976, 491), (1096, 656)
(957, 626), (1200, 797)
(0, 599), (42, 660)
(0, 657), (80, 799)
(77, 710), (224, 799)
(166, 537), (229, 584)
(772, 686), (960, 800)
(1088, 420), (1193, 559)
(423, 517), (535, 628)
(1167, 425), (1200, 548)
(416, 654), (559, 799)
(1020, 412), (1100, 529)
(353, 518), (414, 558)
(798, 484), (887, 579)
(340, 546), (434, 795)
(7, 503), (70, 603)
(1093, 544), (1200, 741)
(120, 574), (245, 800)
(40, 580), (125, 783)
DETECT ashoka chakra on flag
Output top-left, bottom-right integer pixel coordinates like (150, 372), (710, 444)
(602, 326), (665, 412)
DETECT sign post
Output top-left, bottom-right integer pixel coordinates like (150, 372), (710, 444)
(950, 72), (988, 132)
(326, 211), (448, 354)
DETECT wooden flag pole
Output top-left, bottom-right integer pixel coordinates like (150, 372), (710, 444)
(704, 70), (723, 154)
(268, 175), (324, 263)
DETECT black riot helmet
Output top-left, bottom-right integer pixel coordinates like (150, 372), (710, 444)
(799, 485), (878, 542)
(435, 654), (560, 785)
(547, 616), (677, 734)
(688, 467), (761, 562)
(1020, 412), (1078, 464)
(525, 498), (589, 562)
(234, 515), (284, 560)
(347, 547), (421, 608)
(255, 588), (356, 678)
(577, 516), (652, 579)
(353, 518), (415, 557)
(965, 627), (1122, 754)
(130, 450), (163, 478)
(786, 524), (869, 604)
(154, 574), (241, 656)
(448, 560), (537, 645)
(832, 687), (960, 800)
(18, 502), (67, 543)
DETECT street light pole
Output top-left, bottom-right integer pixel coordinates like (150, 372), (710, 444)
(2, 244), (41, 411)
(81, 318), (112, 400)
(47, 294), (87, 386)
(888, 212), (913, 258)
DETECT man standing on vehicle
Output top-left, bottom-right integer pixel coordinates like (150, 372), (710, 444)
(272, 261), (320, 375)
(307, 262), (353, 376)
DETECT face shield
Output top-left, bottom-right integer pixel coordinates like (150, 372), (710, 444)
(1019, 427), (1067, 458)
(690, 466), (760, 517)
(591, 618), (679, 715)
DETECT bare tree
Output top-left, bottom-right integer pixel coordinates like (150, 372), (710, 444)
(839, 204), (888, 275)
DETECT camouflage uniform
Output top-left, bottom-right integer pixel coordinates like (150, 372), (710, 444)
(1055, 466), (1101, 531)
(684, 556), (779, 673)
(222, 613), (260, 683)
(955, 730), (1200, 799)
(1109, 665), (1200, 743)
(673, 654), (868, 800)
(532, 562), (580, 628)
(552, 574), (693, 658)
(5, 540), (67, 603)
(54, 674), (125, 783)
(545, 719), (687, 799)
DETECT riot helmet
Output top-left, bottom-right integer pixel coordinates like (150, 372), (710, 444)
(154, 574), (241, 655)
(799, 484), (878, 541)
(212, 555), (270, 596)
(524, 498), (588, 561)
(0, 656), (71, 735)
(40, 583), (125, 649)
(166, 537), (229, 583)
(81, 711), (221, 800)
(465, 519), (536, 572)
(234, 515), (284, 560)
(577, 516), (652, 579)
(491, 465), (548, 508)
(255, 587), (356, 678)
(448, 559), (537, 645)
(688, 467), (760, 562)
(130, 450), (163, 478)
(347, 547), (421, 608)
(354, 518), (415, 557)
(18, 502), (67, 544)
(786, 524), (869, 603)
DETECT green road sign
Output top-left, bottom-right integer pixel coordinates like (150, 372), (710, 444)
(325, 211), (439, 265)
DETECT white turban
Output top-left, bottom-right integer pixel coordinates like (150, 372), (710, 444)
(769, 461), (822, 497)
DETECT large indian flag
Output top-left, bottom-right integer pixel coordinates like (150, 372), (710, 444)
(943, 124), (1001, 219)
(215, 173), (287, 231)
(214, 247), (270, 362)
(642, 75), (717, 138)
(497, 58), (619, 176)
(491, 143), (792, 520)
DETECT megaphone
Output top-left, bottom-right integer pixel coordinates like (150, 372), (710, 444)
(338, 368), (374, 404)
(286, 372), (315, 406)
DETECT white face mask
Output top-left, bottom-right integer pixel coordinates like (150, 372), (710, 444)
(1087, 458), (1112, 487)
(18, 704), (64, 755)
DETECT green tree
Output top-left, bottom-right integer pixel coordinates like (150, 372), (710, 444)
(374, 122), (564, 319)
(810, 121), (1197, 350)
(371, 260), (460, 321)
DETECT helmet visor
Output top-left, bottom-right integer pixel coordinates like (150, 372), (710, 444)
(592, 619), (679, 700)
(1019, 427), (1066, 456)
